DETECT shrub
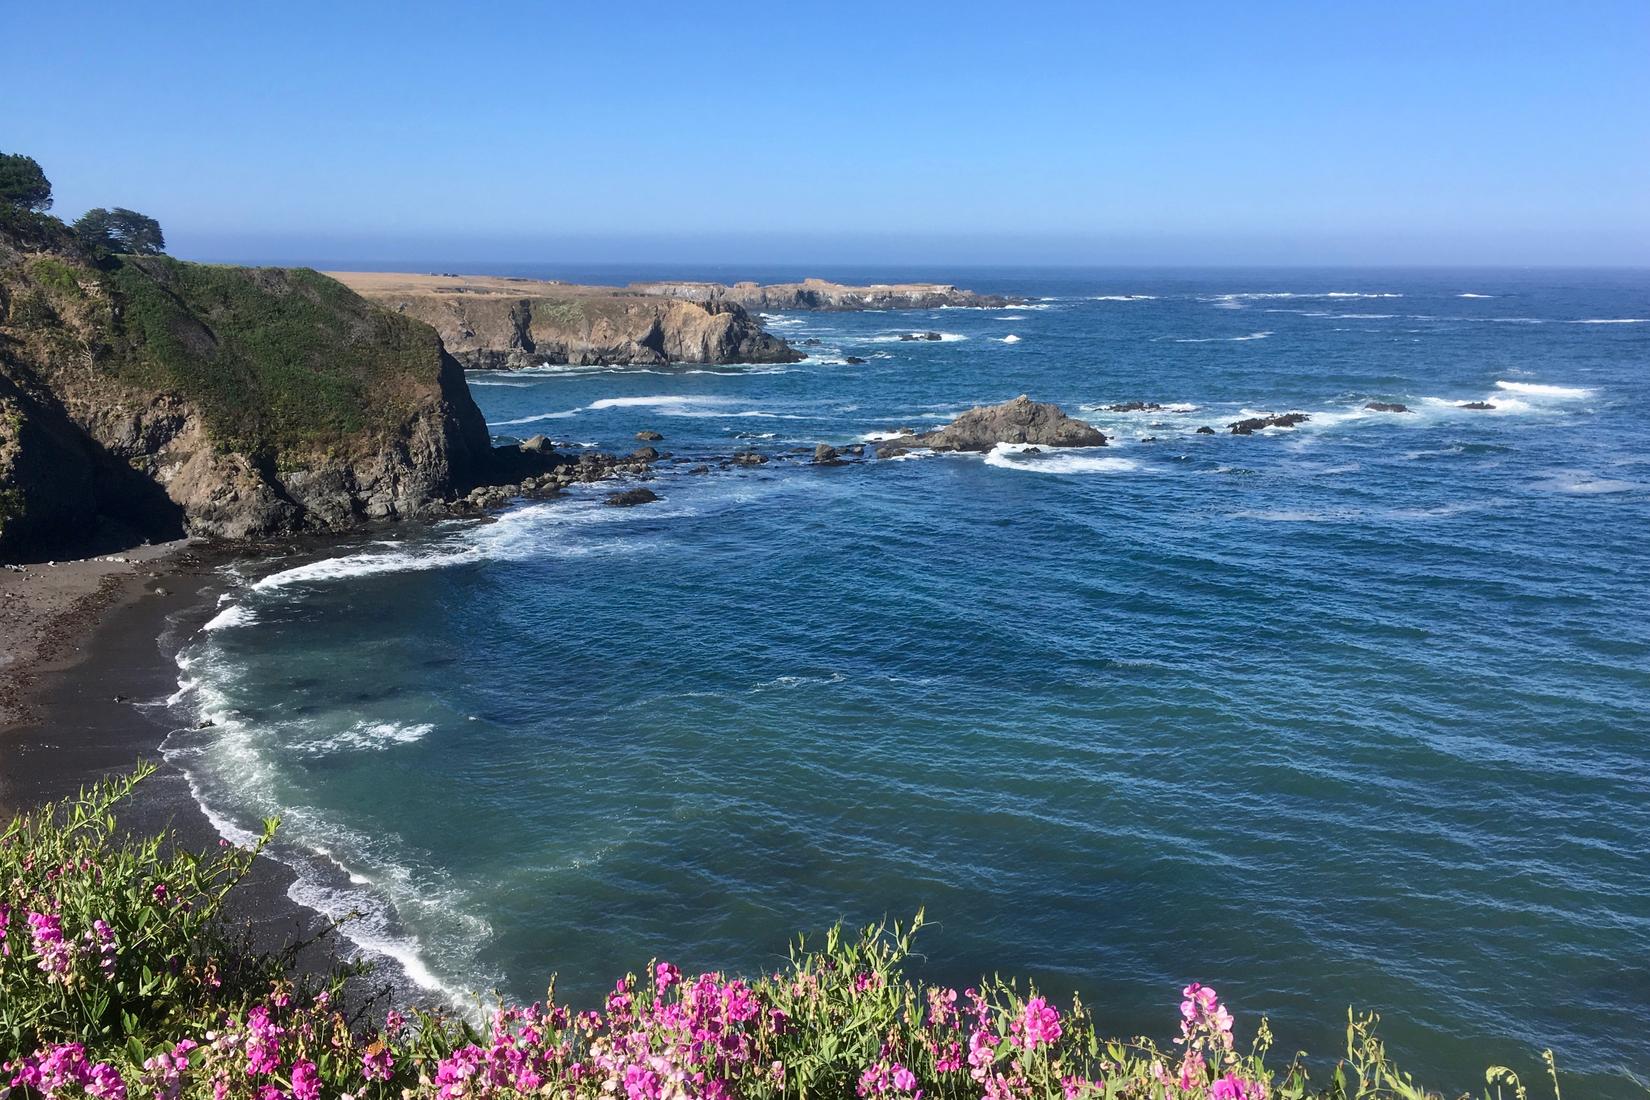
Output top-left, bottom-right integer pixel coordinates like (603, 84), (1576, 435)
(1, 772), (1566, 1099)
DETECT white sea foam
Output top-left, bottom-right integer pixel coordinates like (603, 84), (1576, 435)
(1457, 293), (1495, 298)
(295, 720), (435, 757)
(863, 332), (970, 343)
(202, 604), (256, 631)
(1205, 292), (1401, 303)
(1091, 294), (1158, 301)
(998, 334), (1021, 343)
(1167, 331), (1273, 343)
(982, 443), (1140, 474)
(488, 409), (579, 427)
(992, 314), (1027, 320)
(1535, 472), (1642, 495)
(1494, 380), (1594, 398)
(1570, 318), (1648, 324)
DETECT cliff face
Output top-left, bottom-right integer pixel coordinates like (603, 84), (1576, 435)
(0, 235), (494, 561)
(329, 273), (802, 371)
(632, 277), (1017, 312)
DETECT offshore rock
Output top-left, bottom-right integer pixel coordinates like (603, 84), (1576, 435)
(911, 395), (1106, 452)
(1229, 413), (1311, 435)
(604, 488), (659, 507)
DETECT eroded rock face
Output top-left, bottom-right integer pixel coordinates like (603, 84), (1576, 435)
(631, 277), (1017, 312)
(903, 395), (1107, 452)
(0, 234), (497, 559)
(329, 272), (802, 370)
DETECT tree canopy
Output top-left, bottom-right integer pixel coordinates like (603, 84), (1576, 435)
(0, 153), (53, 211)
(73, 207), (166, 255)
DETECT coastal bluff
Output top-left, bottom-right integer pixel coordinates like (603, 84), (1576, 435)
(631, 277), (1017, 312)
(329, 272), (803, 371)
(0, 224), (497, 560)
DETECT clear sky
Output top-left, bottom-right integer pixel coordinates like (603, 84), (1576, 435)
(9, 1), (1649, 266)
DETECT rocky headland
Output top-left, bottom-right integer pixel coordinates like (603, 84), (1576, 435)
(329, 272), (802, 371)
(630, 277), (1017, 312)
(0, 223), (564, 562)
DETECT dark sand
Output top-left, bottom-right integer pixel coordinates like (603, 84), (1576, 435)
(0, 543), (398, 998)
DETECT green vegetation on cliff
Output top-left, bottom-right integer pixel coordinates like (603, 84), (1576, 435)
(0, 153), (494, 559)
(104, 257), (461, 459)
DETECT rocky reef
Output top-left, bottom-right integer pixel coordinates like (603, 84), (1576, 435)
(632, 276), (1016, 312)
(330, 272), (802, 371)
(872, 396), (1107, 457)
(0, 226), (502, 560)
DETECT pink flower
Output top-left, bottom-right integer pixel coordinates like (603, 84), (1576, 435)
(289, 1060), (319, 1100)
(1009, 996), (1062, 1050)
(1210, 1073), (1265, 1100)
(891, 1064), (919, 1093)
(654, 961), (682, 993)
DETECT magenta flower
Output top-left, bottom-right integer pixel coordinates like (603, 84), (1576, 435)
(289, 1059), (319, 1100)
(1009, 996), (1062, 1050)
(1211, 1072), (1266, 1100)
(655, 961), (682, 993)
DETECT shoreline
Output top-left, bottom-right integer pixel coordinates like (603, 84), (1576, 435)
(0, 539), (406, 995)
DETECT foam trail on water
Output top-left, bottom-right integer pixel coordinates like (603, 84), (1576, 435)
(982, 443), (1140, 475)
(1494, 380), (1595, 398)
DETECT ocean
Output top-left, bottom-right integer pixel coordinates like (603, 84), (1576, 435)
(161, 267), (1648, 1096)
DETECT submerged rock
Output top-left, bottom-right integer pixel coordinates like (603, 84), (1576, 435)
(732, 452), (769, 466)
(1229, 412), (1311, 435)
(844, 355), (868, 365)
(899, 331), (944, 342)
(604, 488), (659, 507)
(1459, 401), (1496, 410)
(1106, 401), (1164, 412)
(1364, 402), (1410, 413)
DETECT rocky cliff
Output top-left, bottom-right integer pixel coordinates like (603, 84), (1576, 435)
(0, 228), (495, 561)
(330, 272), (802, 371)
(631, 277), (1017, 312)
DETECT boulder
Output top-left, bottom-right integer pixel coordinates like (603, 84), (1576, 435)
(629, 446), (660, 462)
(1229, 413), (1310, 435)
(875, 444), (910, 460)
(1195, 426), (1216, 435)
(1459, 401), (1495, 410)
(913, 395), (1106, 452)
(604, 488), (659, 507)
(1364, 402), (1410, 413)
(1106, 401), (1163, 412)
(813, 444), (845, 466)
(635, 429), (664, 441)
(732, 452), (769, 466)
(844, 355), (868, 365)
(520, 434), (553, 453)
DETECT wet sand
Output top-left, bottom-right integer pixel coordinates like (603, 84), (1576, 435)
(0, 542), (382, 987)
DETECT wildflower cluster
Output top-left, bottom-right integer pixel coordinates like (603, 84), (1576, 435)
(1, 771), (1565, 1100)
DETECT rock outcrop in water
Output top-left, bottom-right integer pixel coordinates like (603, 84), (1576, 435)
(0, 223), (499, 560)
(1229, 412), (1311, 435)
(631, 277), (1015, 312)
(1365, 402), (1410, 413)
(875, 396), (1107, 455)
(330, 272), (802, 370)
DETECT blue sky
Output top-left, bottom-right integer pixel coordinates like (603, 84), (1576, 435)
(9, 1), (1649, 265)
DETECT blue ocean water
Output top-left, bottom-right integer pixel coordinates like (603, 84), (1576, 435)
(166, 268), (1649, 1096)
